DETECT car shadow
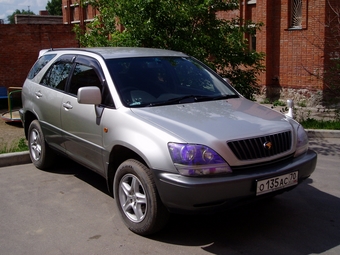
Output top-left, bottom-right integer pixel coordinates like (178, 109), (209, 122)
(149, 138), (340, 255)
(42, 152), (340, 255)
(151, 178), (340, 255)
(4, 121), (24, 128)
(43, 157), (111, 197)
(309, 137), (340, 157)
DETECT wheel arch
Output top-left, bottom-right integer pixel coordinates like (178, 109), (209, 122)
(23, 110), (38, 139)
(106, 145), (147, 196)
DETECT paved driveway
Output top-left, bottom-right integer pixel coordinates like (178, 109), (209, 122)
(0, 138), (339, 255)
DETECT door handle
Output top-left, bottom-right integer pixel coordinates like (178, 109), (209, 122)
(62, 101), (73, 110)
(35, 91), (43, 98)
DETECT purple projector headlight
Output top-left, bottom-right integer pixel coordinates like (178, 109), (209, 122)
(168, 143), (232, 176)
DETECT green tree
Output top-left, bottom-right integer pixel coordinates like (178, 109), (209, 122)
(7, 9), (35, 24)
(75, 0), (265, 100)
(46, 0), (62, 16)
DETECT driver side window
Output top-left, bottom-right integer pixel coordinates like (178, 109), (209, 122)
(68, 63), (102, 96)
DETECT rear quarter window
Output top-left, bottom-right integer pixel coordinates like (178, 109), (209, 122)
(27, 54), (56, 79)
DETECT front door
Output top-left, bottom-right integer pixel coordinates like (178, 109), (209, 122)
(60, 57), (106, 173)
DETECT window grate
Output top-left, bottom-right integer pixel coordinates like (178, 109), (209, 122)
(291, 0), (302, 28)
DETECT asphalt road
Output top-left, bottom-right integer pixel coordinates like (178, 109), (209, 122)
(0, 138), (339, 255)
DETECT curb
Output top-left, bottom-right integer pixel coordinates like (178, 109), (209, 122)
(0, 151), (31, 168)
(306, 129), (340, 138)
(0, 130), (339, 168)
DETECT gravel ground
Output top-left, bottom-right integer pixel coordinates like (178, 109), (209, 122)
(0, 108), (26, 151)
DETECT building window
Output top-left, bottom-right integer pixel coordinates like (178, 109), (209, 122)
(84, 5), (88, 20)
(250, 34), (256, 51)
(70, 6), (75, 22)
(290, 0), (302, 28)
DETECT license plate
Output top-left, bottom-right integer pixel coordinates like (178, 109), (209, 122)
(256, 171), (298, 196)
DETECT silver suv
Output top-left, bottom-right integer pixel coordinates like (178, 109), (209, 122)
(20, 47), (317, 235)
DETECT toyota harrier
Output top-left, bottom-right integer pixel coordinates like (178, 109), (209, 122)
(20, 47), (317, 235)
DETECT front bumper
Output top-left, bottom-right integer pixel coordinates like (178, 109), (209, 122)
(153, 149), (317, 213)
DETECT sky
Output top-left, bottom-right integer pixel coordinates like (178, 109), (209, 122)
(0, 0), (48, 23)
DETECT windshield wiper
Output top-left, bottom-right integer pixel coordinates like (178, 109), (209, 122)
(167, 94), (239, 103)
(208, 94), (239, 100)
(170, 95), (206, 103)
(147, 95), (204, 106)
(148, 94), (239, 107)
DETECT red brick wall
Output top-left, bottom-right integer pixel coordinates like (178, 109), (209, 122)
(276, 0), (325, 91)
(324, 0), (339, 63)
(218, 0), (339, 95)
(216, 1), (325, 92)
(245, 0), (328, 92)
(0, 24), (79, 89)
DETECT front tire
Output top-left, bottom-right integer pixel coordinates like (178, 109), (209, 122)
(114, 159), (169, 236)
(28, 120), (55, 169)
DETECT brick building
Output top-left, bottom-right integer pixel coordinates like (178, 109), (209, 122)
(61, 1), (340, 104)
(62, 0), (98, 26)
(218, 0), (339, 104)
(0, 24), (78, 92)
(15, 12), (62, 24)
(0, 10), (78, 94)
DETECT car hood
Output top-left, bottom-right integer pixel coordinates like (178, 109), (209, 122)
(130, 98), (292, 143)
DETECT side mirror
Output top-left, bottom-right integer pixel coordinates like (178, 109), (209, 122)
(77, 86), (102, 105)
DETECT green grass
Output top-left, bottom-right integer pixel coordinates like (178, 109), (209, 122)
(260, 98), (271, 104)
(0, 138), (28, 154)
(272, 100), (286, 107)
(300, 118), (340, 130)
(260, 98), (287, 107)
(297, 100), (307, 107)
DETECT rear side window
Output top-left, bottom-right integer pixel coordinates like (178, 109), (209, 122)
(40, 61), (73, 91)
(27, 54), (56, 79)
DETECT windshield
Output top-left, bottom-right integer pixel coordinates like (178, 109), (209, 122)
(106, 57), (238, 107)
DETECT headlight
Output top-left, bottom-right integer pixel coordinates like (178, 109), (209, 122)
(168, 143), (232, 176)
(294, 124), (309, 157)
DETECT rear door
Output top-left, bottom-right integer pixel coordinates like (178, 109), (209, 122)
(60, 55), (108, 173)
(36, 54), (75, 152)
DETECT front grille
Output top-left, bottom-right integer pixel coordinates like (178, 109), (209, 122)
(227, 131), (292, 161)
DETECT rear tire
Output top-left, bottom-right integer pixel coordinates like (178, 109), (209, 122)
(114, 159), (169, 236)
(28, 120), (55, 169)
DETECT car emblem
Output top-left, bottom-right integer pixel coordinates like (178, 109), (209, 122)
(263, 141), (273, 150)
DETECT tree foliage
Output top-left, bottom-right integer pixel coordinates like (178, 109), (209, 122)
(74, 0), (265, 100)
(7, 9), (35, 24)
(46, 0), (62, 16)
